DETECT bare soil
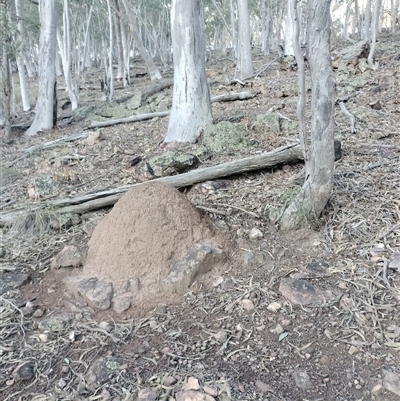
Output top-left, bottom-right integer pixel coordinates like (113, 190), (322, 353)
(1, 35), (400, 401)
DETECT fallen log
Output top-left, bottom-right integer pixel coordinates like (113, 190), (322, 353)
(89, 91), (257, 128)
(0, 143), (303, 226)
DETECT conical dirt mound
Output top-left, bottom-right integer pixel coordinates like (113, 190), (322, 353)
(82, 182), (230, 309)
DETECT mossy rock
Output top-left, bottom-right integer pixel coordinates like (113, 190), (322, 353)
(34, 176), (57, 196)
(202, 121), (248, 153)
(148, 151), (199, 177)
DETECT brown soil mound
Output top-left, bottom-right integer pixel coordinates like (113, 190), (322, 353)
(83, 182), (230, 307)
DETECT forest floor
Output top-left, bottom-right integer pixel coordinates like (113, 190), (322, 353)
(1, 34), (400, 401)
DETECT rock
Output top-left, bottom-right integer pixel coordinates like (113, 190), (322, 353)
(113, 296), (131, 313)
(279, 279), (336, 305)
(275, 323), (284, 335)
(383, 370), (400, 396)
(76, 278), (113, 310)
(33, 308), (45, 318)
(243, 252), (255, 266)
(34, 176), (56, 197)
(86, 357), (125, 390)
(203, 385), (218, 397)
(267, 301), (282, 312)
(255, 380), (274, 393)
(176, 390), (215, 401)
(51, 245), (88, 269)
(248, 228), (263, 239)
(13, 362), (34, 382)
(138, 387), (157, 401)
(202, 121), (248, 153)
(388, 252), (400, 270)
(214, 330), (228, 344)
(164, 243), (226, 294)
(98, 321), (112, 332)
(184, 377), (200, 391)
(305, 260), (329, 275)
(148, 151), (199, 177)
(164, 376), (177, 386)
(0, 246), (5, 258)
(38, 312), (73, 332)
(292, 370), (312, 389)
(0, 273), (30, 294)
(82, 217), (103, 237)
(220, 278), (236, 290)
(241, 299), (255, 311)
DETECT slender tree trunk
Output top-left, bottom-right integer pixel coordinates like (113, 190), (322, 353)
(26, 0), (57, 136)
(15, 0), (31, 111)
(290, 0), (308, 173)
(81, 1), (94, 73)
(237, 0), (253, 79)
(364, 0), (372, 40)
(392, 0), (400, 32)
(113, 0), (124, 81)
(106, 0), (114, 101)
(229, 0), (237, 57)
(60, 0), (78, 110)
(368, 0), (382, 68)
(353, 0), (360, 37)
(120, 0), (162, 80)
(164, 0), (212, 143)
(284, 0), (295, 55)
(1, 40), (12, 141)
(279, 0), (335, 230)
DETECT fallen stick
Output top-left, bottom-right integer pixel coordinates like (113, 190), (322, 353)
(0, 143), (303, 226)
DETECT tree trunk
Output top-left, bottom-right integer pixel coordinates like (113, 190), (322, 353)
(278, 0), (335, 230)
(164, 0), (212, 143)
(113, 0), (124, 81)
(237, 0), (253, 79)
(25, 0), (57, 136)
(1, 40), (12, 141)
(80, 1), (94, 73)
(368, 0), (382, 69)
(15, 0), (31, 112)
(106, 0), (114, 101)
(60, 0), (78, 110)
(392, 0), (400, 32)
(290, 0), (308, 171)
(284, 0), (295, 56)
(363, 0), (372, 40)
(120, 0), (162, 81)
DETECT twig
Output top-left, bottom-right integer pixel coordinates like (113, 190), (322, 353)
(339, 101), (356, 133)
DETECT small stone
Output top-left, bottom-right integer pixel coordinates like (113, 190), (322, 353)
(0, 273), (30, 294)
(51, 245), (87, 269)
(138, 387), (157, 401)
(214, 330), (228, 344)
(33, 308), (44, 318)
(99, 321), (112, 332)
(39, 332), (50, 343)
(338, 281), (348, 290)
(157, 303), (167, 313)
(176, 390), (215, 401)
(340, 295), (355, 310)
(249, 228), (263, 239)
(319, 355), (331, 365)
(371, 383), (383, 394)
(113, 296), (131, 314)
(348, 345), (358, 355)
(38, 312), (73, 332)
(255, 380), (274, 393)
(243, 252), (255, 266)
(76, 278), (113, 310)
(58, 378), (67, 389)
(292, 370), (312, 389)
(241, 299), (255, 311)
(383, 369), (400, 396)
(203, 385), (218, 396)
(220, 278), (236, 290)
(13, 362), (34, 382)
(184, 377), (200, 391)
(275, 324), (284, 335)
(164, 376), (177, 386)
(267, 302), (282, 312)
(280, 319), (291, 326)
